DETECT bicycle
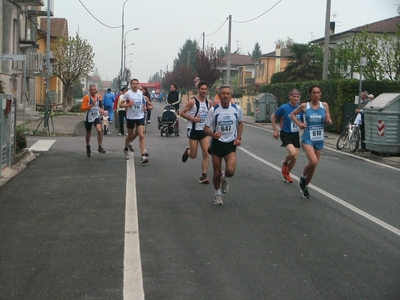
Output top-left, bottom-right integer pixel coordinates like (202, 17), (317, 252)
(336, 115), (361, 152)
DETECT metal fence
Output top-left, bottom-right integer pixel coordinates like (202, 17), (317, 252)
(0, 93), (16, 178)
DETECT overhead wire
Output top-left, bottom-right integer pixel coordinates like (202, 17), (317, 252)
(78, 0), (121, 29)
(233, 0), (282, 23)
(205, 17), (229, 37)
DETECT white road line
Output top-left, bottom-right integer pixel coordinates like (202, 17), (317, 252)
(29, 139), (56, 151)
(123, 152), (144, 300)
(239, 146), (400, 237)
(244, 123), (400, 172)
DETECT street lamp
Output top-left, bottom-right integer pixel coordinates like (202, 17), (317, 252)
(120, 0), (129, 87)
(123, 28), (139, 81)
(123, 42), (135, 76)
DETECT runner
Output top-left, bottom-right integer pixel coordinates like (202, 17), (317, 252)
(290, 84), (332, 199)
(81, 84), (106, 157)
(203, 85), (243, 205)
(180, 81), (212, 184)
(271, 89), (303, 183)
(120, 79), (149, 163)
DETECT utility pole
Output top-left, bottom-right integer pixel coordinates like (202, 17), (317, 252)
(322, 0), (331, 80)
(44, 0), (51, 129)
(226, 15), (232, 85)
(202, 32), (205, 52)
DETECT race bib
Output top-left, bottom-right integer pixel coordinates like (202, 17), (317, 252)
(309, 125), (324, 141)
(290, 121), (299, 132)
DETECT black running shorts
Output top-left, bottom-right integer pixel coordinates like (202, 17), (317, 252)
(84, 118), (101, 132)
(280, 130), (300, 148)
(126, 118), (145, 129)
(187, 128), (208, 140)
(210, 139), (236, 157)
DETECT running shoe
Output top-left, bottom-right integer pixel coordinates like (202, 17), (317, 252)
(144, 150), (149, 157)
(141, 155), (149, 164)
(302, 186), (310, 199)
(221, 173), (229, 193)
(98, 146), (106, 154)
(182, 146), (190, 163)
(283, 173), (293, 183)
(299, 174), (306, 191)
(214, 194), (223, 205)
(128, 142), (134, 152)
(86, 145), (91, 158)
(281, 161), (289, 176)
(199, 174), (209, 184)
(124, 148), (129, 160)
(147, 120), (151, 123)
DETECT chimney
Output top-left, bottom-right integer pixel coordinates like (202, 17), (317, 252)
(330, 21), (335, 35)
(275, 44), (281, 56)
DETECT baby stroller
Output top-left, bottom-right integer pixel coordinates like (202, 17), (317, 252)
(158, 105), (179, 137)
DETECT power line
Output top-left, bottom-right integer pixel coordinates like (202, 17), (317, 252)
(233, 0), (282, 23)
(205, 17), (229, 37)
(78, 0), (121, 29)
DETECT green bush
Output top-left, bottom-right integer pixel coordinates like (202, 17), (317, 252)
(16, 127), (27, 153)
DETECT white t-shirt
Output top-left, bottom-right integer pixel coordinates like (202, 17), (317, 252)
(123, 90), (145, 120)
(205, 103), (243, 143)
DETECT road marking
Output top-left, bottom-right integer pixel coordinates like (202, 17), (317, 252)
(244, 123), (400, 172)
(239, 146), (400, 237)
(123, 152), (144, 300)
(29, 139), (56, 151)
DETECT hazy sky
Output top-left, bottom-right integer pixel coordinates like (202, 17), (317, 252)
(54, 0), (398, 83)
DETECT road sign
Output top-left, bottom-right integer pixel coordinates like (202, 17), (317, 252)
(0, 54), (26, 61)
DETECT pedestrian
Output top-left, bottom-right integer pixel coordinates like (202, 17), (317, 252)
(102, 88), (115, 123)
(142, 87), (152, 123)
(203, 85), (244, 205)
(271, 89), (303, 183)
(355, 91), (371, 152)
(113, 90), (120, 133)
(81, 84), (106, 157)
(180, 81), (212, 184)
(167, 84), (181, 130)
(120, 79), (149, 163)
(116, 86), (128, 136)
(290, 84), (332, 199)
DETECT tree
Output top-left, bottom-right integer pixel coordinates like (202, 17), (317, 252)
(195, 46), (222, 87)
(169, 64), (196, 92)
(249, 42), (262, 59)
(173, 39), (198, 71)
(281, 43), (323, 82)
(52, 33), (95, 107)
(71, 78), (83, 99)
(275, 37), (294, 49)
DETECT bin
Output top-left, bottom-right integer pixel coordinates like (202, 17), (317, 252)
(253, 93), (278, 122)
(364, 93), (400, 154)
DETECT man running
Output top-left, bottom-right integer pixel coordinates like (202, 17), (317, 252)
(271, 89), (303, 183)
(180, 81), (212, 184)
(203, 85), (243, 205)
(81, 84), (106, 157)
(120, 79), (149, 163)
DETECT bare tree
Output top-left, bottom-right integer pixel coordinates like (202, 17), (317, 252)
(52, 33), (95, 107)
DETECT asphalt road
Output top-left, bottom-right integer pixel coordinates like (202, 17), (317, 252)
(1, 103), (399, 300)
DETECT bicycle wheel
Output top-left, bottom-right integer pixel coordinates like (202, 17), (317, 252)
(336, 129), (348, 149)
(349, 129), (360, 152)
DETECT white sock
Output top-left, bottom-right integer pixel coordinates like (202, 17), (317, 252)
(215, 189), (222, 196)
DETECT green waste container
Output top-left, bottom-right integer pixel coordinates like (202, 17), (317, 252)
(253, 93), (278, 123)
(364, 93), (400, 154)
